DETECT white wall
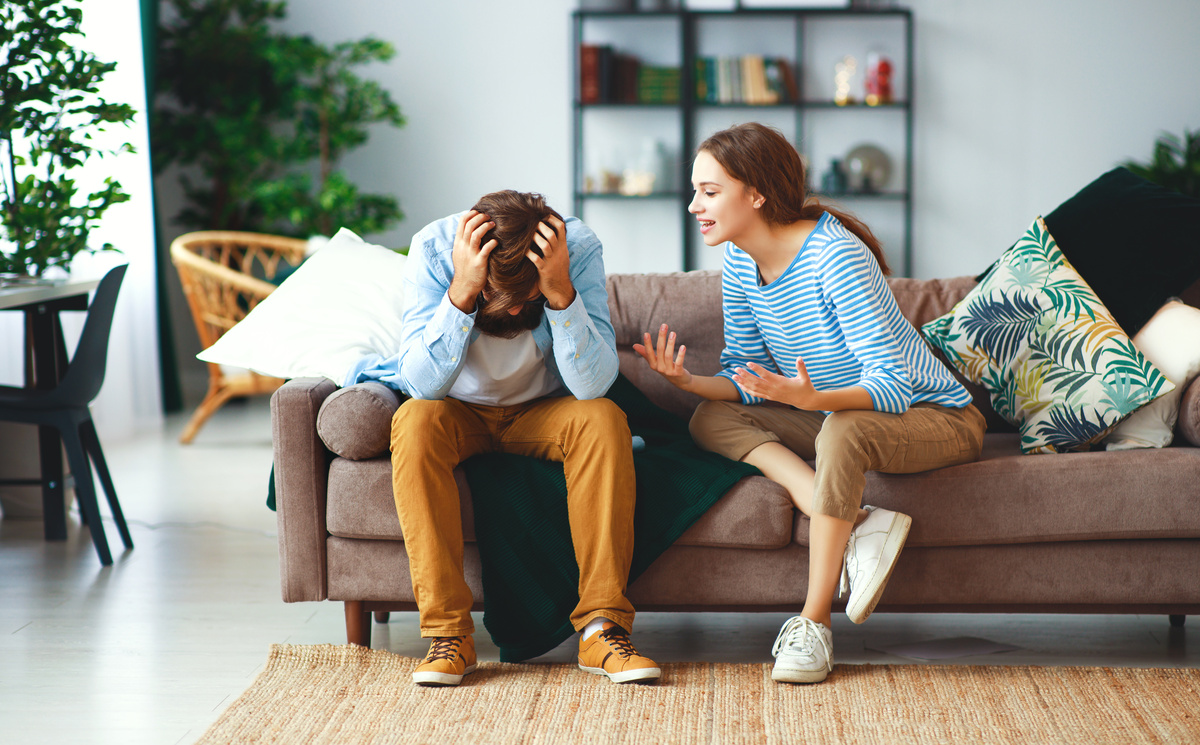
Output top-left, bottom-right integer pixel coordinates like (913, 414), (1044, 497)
(910, 0), (1200, 278)
(157, 0), (1200, 395)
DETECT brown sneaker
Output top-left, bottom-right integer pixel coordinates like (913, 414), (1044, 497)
(412, 635), (477, 686)
(577, 621), (661, 684)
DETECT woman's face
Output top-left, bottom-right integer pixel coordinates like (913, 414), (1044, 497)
(688, 150), (762, 247)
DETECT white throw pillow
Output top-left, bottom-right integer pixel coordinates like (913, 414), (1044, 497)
(197, 227), (406, 384)
(1104, 300), (1200, 450)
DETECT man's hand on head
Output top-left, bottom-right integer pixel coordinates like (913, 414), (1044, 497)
(448, 210), (497, 314)
(527, 215), (575, 311)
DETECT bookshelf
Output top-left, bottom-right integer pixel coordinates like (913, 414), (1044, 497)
(572, 7), (914, 275)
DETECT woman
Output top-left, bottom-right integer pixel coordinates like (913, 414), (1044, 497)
(635, 123), (985, 684)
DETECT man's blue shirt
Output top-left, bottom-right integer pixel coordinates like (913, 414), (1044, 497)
(344, 211), (619, 401)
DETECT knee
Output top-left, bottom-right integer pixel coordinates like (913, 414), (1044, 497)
(688, 399), (744, 452)
(815, 410), (875, 460)
(565, 397), (630, 442)
(391, 398), (455, 444)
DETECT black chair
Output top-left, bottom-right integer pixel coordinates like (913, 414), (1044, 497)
(0, 264), (133, 565)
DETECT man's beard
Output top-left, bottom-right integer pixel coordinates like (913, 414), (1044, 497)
(474, 296), (544, 339)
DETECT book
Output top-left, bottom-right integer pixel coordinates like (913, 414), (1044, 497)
(741, 55), (757, 104)
(778, 57), (800, 102)
(600, 46), (616, 103)
(694, 58), (708, 102)
(580, 44), (601, 104)
(640, 66), (680, 104)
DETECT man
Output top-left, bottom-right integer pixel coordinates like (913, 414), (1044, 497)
(346, 190), (659, 686)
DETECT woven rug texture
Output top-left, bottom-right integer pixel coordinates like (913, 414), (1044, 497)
(195, 644), (1200, 745)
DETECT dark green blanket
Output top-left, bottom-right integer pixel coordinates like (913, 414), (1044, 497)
(462, 375), (759, 662)
(268, 375), (759, 662)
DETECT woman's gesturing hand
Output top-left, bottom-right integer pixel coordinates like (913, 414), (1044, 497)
(732, 358), (823, 410)
(633, 324), (693, 389)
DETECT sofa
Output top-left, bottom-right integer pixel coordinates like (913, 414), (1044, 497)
(271, 270), (1200, 648)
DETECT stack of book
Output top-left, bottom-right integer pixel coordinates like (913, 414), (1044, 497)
(694, 56), (799, 105)
(638, 66), (681, 104)
(580, 44), (680, 104)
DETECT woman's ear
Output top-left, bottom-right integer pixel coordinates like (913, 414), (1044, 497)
(750, 190), (766, 210)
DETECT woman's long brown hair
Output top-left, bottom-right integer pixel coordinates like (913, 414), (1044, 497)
(698, 123), (891, 275)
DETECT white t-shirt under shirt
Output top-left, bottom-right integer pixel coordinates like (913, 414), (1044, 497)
(447, 330), (564, 406)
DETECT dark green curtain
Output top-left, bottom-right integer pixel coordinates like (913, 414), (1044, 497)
(140, 0), (183, 412)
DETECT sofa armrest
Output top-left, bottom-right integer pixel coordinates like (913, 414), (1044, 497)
(272, 377), (338, 602)
(1178, 376), (1200, 447)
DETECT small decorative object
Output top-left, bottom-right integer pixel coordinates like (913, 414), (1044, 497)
(864, 51), (894, 106)
(619, 140), (657, 196)
(844, 144), (891, 192)
(820, 159), (848, 195)
(833, 55), (858, 106)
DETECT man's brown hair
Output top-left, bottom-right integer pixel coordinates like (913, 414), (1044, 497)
(471, 190), (564, 337)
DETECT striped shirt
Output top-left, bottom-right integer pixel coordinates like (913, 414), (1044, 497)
(717, 212), (971, 414)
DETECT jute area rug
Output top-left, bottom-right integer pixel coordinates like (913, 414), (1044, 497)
(196, 644), (1200, 745)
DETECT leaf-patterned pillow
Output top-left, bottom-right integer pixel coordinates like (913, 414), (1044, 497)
(922, 217), (1174, 454)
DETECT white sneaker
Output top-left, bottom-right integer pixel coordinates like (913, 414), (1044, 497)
(841, 505), (912, 624)
(770, 615), (834, 684)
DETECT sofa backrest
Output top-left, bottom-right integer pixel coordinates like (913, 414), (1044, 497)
(606, 271), (1012, 431)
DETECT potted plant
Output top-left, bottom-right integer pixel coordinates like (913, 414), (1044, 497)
(1122, 127), (1200, 199)
(0, 0), (136, 278)
(153, 0), (404, 238)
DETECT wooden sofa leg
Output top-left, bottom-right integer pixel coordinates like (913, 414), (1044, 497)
(374, 611), (390, 624)
(345, 601), (371, 647)
(1169, 614), (1186, 628)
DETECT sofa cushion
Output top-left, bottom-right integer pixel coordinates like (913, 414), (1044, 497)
(198, 227), (408, 384)
(1180, 376), (1200, 447)
(317, 382), (401, 460)
(923, 217), (1174, 454)
(1042, 167), (1200, 336)
(791, 433), (1200, 548)
(325, 457), (795, 550)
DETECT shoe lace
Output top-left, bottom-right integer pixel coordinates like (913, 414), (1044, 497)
(598, 626), (638, 659)
(425, 636), (463, 662)
(771, 616), (831, 666)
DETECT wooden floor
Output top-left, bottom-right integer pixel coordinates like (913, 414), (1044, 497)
(0, 397), (1193, 745)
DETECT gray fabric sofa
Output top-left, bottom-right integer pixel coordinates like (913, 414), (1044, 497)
(272, 271), (1200, 648)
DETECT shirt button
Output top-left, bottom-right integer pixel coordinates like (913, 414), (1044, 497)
(564, 321), (571, 328)
(574, 353), (580, 359)
(550, 321), (556, 326)
(451, 357), (457, 362)
(461, 326), (468, 332)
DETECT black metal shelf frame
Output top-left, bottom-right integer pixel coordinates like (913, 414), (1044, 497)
(572, 7), (914, 275)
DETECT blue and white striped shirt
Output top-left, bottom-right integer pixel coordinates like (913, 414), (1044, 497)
(717, 212), (970, 414)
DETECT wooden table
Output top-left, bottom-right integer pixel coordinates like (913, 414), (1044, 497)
(1, 276), (102, 539)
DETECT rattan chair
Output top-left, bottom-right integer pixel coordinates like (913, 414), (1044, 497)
(170, 231), (307, 444)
